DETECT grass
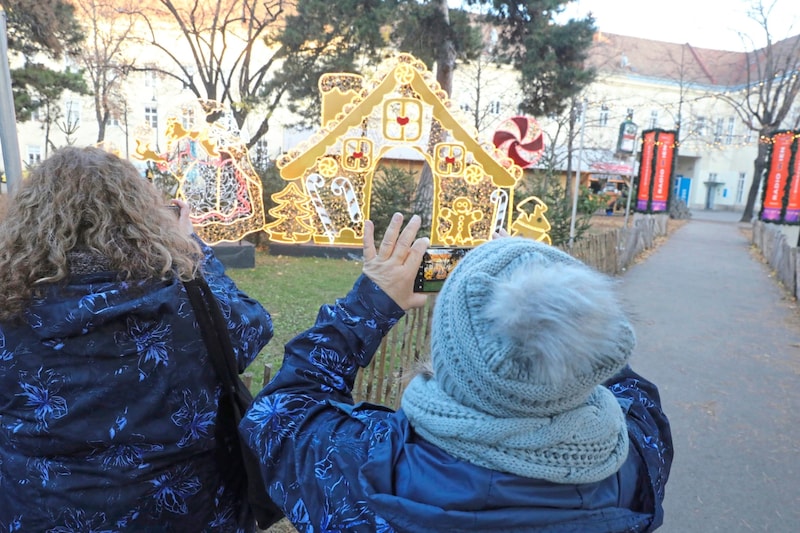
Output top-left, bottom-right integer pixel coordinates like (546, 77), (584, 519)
(227, 251), (363, 390)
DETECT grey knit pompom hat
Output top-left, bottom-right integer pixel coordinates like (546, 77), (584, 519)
(426, 236), (635, 419)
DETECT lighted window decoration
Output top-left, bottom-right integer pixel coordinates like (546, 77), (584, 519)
(383, 98), (424, 142)
(342, 138), (373, 172)
(134, 100), (266, 245)
(435, 143), (466, 176)
(270, 53), (551, 247)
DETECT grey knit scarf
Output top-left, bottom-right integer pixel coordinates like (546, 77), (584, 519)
(401, 374), (629, 484)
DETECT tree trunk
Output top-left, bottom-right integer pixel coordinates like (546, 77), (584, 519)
(740, 134), (769, 223)
(412, 0), (455, 231)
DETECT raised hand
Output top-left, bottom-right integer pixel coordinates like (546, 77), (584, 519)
(362, 213), (429, 310)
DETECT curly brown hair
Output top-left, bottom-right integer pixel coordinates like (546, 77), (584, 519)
(0, 146), (202, 320)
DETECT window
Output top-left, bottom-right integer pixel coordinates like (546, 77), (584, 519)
(109, 114), (120, 127)
(649, 110), (658, 129)
(735, 172), (746, 204)
(599, 104), (609, 127)
(181, 108), (196, 129)
(489, 100), (501, 115)
(27, 146), (42, 166)
(65, 100), (81, 126)
(64, 53), (78, 73)
(714, 118), (724, 143)
(144, 70), (158, 88)
(144, 106), (158, 129)
(726, 117), (735, 145)
(695, 116), (706, 136)
(252, 138), (270, 167)
(459, 103), (471, 113)
(745, 127), (754, 144)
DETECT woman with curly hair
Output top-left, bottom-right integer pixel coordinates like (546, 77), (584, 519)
(0, 146), (273, 532)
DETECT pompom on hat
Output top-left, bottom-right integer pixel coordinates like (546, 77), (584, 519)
(401, 237), (635, 483)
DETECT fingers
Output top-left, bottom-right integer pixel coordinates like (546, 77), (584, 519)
(493, 227), (510, 239)
(377, 213), (404, 260)
(394, 215), (422, 257)
(363, 220), (376, 262)
(406, 234), (429, 270)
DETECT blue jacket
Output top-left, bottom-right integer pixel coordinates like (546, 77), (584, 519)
(0, 240), (273, 532)
(242, 275), (672, 532)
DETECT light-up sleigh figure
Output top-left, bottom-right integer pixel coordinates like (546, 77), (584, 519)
(135, 100), (266, 245)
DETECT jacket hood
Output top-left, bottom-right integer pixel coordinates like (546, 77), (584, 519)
(24, 272), (185, 358)
(358, 413), (652, 533)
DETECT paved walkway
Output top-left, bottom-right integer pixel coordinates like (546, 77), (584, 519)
(617, 210), (800, 532)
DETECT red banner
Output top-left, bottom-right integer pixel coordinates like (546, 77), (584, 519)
(785, 145), (800, 223)
(651, 131), (675, 212)
(636, 131), (657, 211)
(761, 132), (794, 222)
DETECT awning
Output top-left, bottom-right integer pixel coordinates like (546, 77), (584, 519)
(590, 162), (634, 175)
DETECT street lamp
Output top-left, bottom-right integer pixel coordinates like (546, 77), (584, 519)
(0, 7), (22, 194)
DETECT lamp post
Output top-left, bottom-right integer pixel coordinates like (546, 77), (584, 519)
(617, 116), (639, 228)
(0, 7), (22, 194)
(568, 98), (587, 250)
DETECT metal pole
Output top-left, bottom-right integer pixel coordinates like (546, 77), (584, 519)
(624, 134), (638, 228)
(568, 99), (587, 249)
(0, 8), (22, 195)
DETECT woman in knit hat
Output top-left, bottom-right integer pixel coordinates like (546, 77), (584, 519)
(242, 213), (673, 532)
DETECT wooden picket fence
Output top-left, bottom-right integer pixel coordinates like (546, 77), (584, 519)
(352, 295), (437, 408)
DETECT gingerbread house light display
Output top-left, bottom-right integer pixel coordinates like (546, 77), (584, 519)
(269, 53), (551, 247)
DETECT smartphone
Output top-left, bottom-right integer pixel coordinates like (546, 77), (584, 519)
(414, 247), (472, 292)
(166, 205), (181, 218)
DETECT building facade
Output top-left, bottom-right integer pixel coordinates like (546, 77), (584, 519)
(4, 19), (798, 213)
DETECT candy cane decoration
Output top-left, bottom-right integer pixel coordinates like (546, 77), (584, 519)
(331, 177), (363, 223)
(306, 173), (337, 242)
(490, 189), (509, 234)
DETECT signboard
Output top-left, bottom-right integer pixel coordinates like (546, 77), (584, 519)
(785, 143), (800, 222)
(760, 131), (797, 223)
(635, 129), (677, 213)
(636, 130), (657, 211)
(617, 120), (638, 154)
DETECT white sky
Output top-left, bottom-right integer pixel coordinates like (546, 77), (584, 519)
(451, 0), (798, 52)
(558, 0), (797, 51)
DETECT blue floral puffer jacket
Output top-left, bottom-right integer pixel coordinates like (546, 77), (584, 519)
(0, 239), (273, 532)
(241, 275), (673, 533)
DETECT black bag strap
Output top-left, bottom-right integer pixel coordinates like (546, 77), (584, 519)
(183, 276), (284, 529)
(184, 277), (241, 409)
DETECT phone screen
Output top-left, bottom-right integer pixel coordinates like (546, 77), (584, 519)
(414, 247), (472, 292)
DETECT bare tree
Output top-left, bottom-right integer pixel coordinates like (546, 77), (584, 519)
(73, 0), (137, 144)
(717, 0), (800, 222)
(124, 0), (294, 149)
